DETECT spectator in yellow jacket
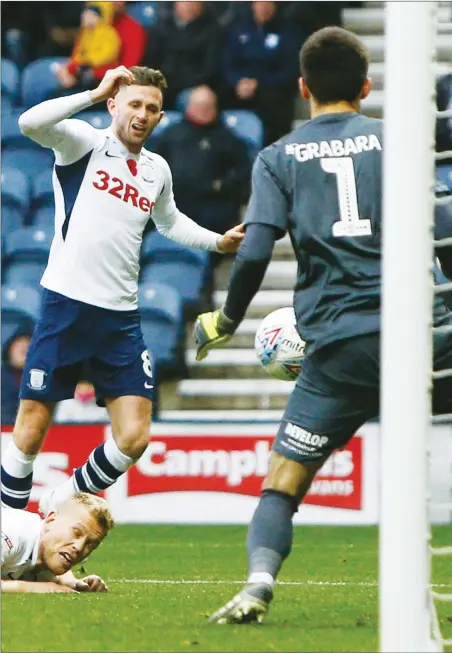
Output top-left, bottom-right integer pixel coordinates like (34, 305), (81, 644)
(56, 2), (121, 89)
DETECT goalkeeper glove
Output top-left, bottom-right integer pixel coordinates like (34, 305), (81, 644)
(193, 308), (239, 362)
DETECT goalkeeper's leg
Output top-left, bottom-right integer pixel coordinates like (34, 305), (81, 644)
(209, 336), (378, 624)
(209, 452), (327, 624)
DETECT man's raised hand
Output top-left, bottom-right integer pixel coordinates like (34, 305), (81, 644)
(90, 66), (136, 104)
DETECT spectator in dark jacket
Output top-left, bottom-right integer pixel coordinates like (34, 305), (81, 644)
(153, 85), (250, 236)
(143, 1), (222, 108)
(1, 327), (33, 426)
(222, 1), (302, 145)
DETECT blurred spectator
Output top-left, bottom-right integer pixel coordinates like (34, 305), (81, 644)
(38, 2), (85, 59)
(54, 1), (147, 93)
(436, 73), (452, 165)
(222, 1), (301, 145)
(54, 380), (108, 424)
(284, 2), (343, 36)
(154, 86), (250, 238)
(89, 1), (147, 81)
(1, 328), (33, 425)
(55, 2), (121, 90)
(144, 1), (222, 108)
(205, 1), (235, 27)
(1, 2), (47, 67)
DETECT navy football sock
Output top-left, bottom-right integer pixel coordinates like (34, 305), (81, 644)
(246, 489), (299, 585)
(49, 438), (136, 509)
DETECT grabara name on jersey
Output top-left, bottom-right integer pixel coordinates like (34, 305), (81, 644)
(285, 134), (382, 163)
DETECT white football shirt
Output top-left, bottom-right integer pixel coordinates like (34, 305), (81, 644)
(1, 508), (53, 581)
(19, 92), (221, 311)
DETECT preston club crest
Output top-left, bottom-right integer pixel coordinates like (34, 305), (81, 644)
(28, 368), (47, 391)
(140, 161), (154, 184)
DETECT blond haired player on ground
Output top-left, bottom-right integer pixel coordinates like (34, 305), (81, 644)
(1, 493), (114, 593)
(0, 65), (244, 514)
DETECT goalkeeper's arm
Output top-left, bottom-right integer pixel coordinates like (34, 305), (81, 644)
(193, 223), (280, 361)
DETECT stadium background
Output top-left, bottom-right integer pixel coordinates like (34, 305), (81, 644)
(1, 3), (452, 651)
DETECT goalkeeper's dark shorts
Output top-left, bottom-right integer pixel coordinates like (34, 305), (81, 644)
(274, 321), (452, 463)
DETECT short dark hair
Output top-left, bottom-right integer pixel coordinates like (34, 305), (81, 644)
(299, 27), (369, 105)
(129, 66), (168, 95)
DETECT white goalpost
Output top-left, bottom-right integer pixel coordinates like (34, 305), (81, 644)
(380, 2), (452, 652)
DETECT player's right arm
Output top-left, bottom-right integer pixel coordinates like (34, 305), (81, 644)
(1, 579), (76, 593)
(18, 66), (135, 165)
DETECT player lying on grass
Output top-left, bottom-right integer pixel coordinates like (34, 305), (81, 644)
(1, 493), (113, 593)
(194, 26), (452, 624)
(1, 64), (244, 515)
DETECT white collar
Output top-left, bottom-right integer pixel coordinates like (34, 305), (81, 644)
(106, 128), (141, 161)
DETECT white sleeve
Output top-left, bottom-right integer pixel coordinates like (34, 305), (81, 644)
(1, 510), (21, 569)
(1, 532), (17, 569)
(152, 159), (221, 252)
(18, 91), (102, 166)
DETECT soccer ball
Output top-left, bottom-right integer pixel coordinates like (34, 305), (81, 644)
(254, 307), (306, 381)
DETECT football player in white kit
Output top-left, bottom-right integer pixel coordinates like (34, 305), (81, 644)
(2, 493), (113, 593)
(1, 65), (245, 512)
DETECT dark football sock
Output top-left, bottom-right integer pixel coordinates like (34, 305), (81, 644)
(246, 489), (299, 586)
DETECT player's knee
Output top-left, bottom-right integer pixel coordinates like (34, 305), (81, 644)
(13, 428), (43, 456)
(13, 401), (54, 455)
(114, 423), (149, 460)
(263, 451), (327, 501)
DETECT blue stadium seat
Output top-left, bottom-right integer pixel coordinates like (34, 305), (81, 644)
(139, 280), (184, 336)
(4, 226), (52, 259)
(32, 169), (54, 210)
(77, 111), (111, 130)
(1, 284), (41, 349)
(1, 59), (20, 108)
(138, 282), (185, 375)
(32, 206), (55, 229)
(222, 110), (264, 158)
(1, 109), (28, 148)
(127, 2), (159, 26)
(3, 260), (47, 287)
(21, 57), (67, 108)
(175, 88), (193, 112)
(2, 167), (29, 213)
(2, 108), (55, 181)
(148, 111), (183, 144)
(140, 231), (211, 314)
(2, 95), (15, 114)
(1, 168), (29, 235)
(3, 227), (52, 286)
(436, 163), (452, 191)
(2, 207), (23, 238)
(435, 264), (452, 309)
(2, 148), (54, 183)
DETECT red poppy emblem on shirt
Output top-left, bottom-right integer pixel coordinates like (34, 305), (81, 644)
(127, 159), (138, 176)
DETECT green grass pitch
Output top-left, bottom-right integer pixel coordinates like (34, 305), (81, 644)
(2, 524), (451, 652)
